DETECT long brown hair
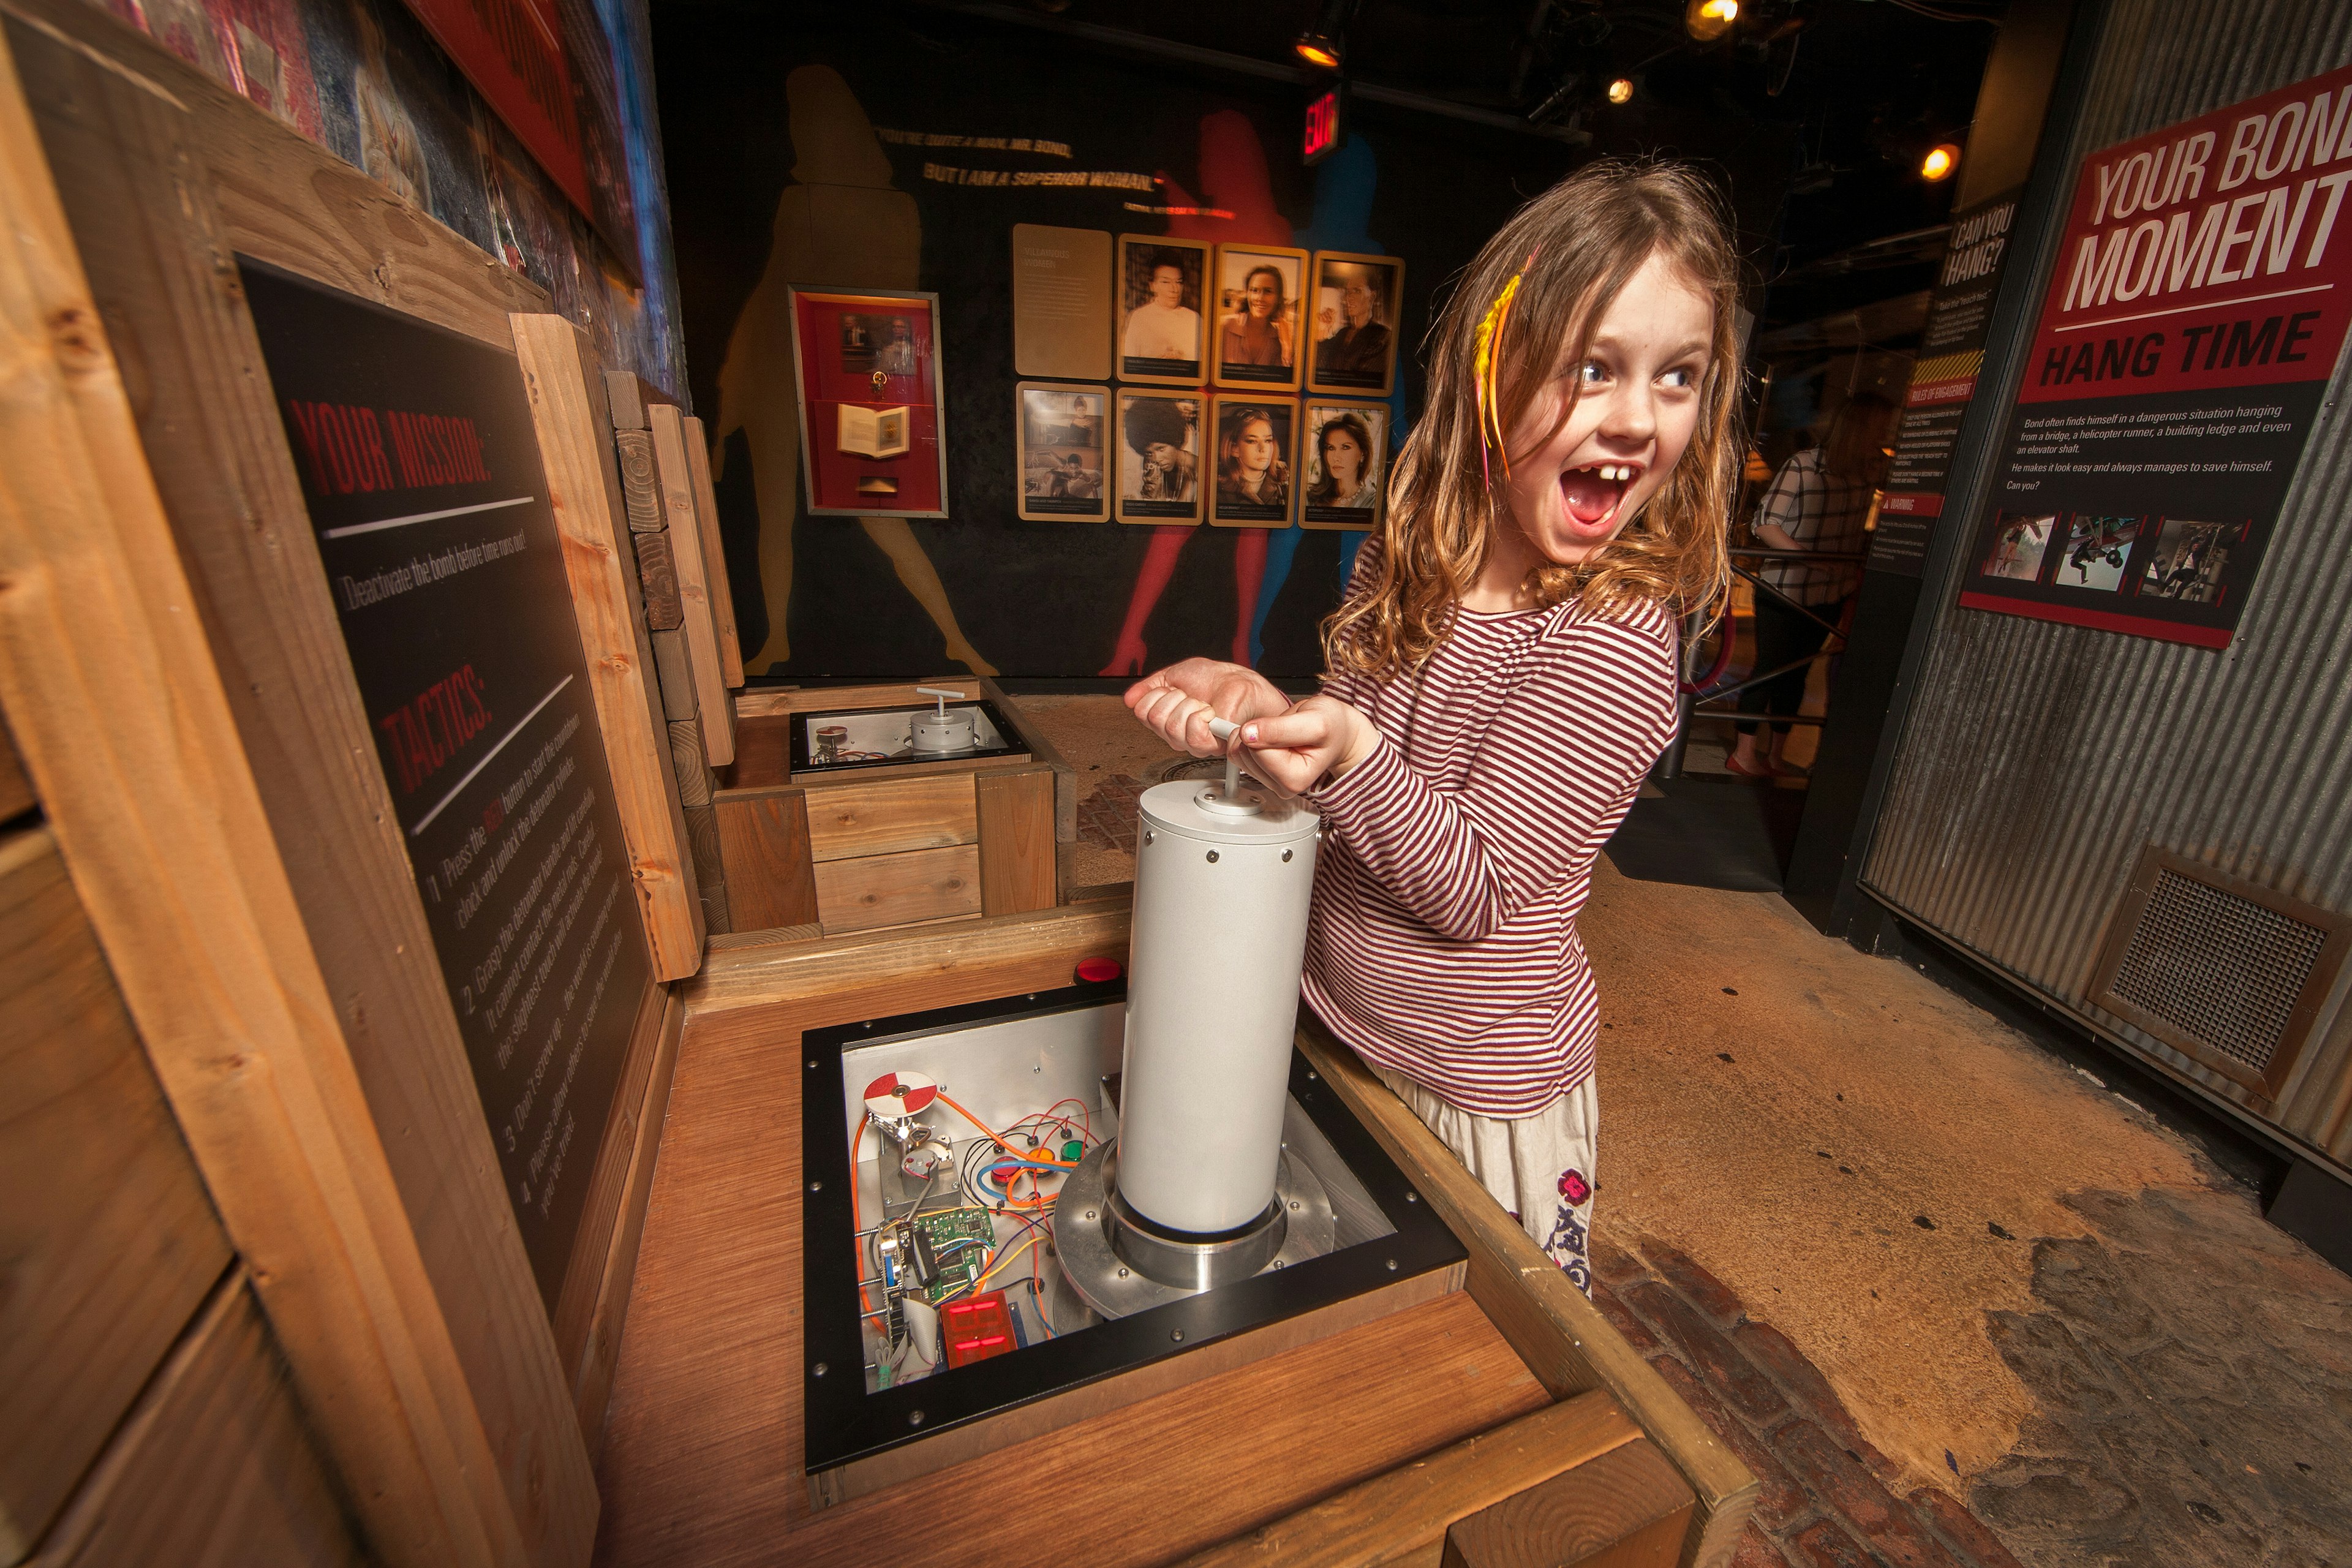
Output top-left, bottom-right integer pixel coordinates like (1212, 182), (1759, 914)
(1325, 159), (1744, 680)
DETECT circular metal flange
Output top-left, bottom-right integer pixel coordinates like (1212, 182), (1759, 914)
(1052, 1137), (1336, 1319)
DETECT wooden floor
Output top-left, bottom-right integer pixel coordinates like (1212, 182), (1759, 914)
(592, 1000), (1551, 1568)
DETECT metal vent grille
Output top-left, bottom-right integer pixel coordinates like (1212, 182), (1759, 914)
(2108, 869), (2327, 1071)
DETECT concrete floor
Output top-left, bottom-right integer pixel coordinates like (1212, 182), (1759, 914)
(1020, 692), (2352, 1568)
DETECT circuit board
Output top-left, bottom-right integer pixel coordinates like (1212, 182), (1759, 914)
(907, 1207), (995, 1306)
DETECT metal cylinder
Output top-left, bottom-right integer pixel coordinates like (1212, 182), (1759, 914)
(1117, 777), (1319, 1235)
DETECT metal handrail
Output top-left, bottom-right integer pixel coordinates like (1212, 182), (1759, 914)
(1659, 541), (1868, 775)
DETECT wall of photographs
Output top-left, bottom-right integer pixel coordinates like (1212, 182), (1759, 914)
(656, 7), (1792, 679)
(1009, 235), (1402, 536)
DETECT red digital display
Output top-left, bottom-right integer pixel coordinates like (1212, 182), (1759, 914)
(1304, 89), (1343, 165)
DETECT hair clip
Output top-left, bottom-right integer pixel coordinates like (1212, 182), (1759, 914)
(1472, 247), (1539, 488)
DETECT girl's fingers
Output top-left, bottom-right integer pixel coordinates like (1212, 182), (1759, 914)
(1238, 709), (1332, 750)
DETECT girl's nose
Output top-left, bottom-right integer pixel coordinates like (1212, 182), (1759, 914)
(1597, 382), (1656, 445)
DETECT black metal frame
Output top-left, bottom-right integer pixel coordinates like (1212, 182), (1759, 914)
(1659, 545), (1868, 776)
(787, 696), (1026, 774)
(800, 981), (1466, 1476)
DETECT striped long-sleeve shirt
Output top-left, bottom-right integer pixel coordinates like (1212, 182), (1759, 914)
(1301, 565), (1681, 1117)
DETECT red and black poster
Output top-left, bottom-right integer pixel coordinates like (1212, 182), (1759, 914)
(241, 259), (650, 1308)
(1961, 64), (2352, 646)
(1871, 187), (2021, 576)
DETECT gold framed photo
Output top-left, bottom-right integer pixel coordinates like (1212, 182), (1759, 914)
(1306, 252), (1403, 397)
(1298, 401), (1389, 532)
(1113, 390), (1204, 525)
(1207, 396), (1297, 527)
(1115, 235), (1210, 385)
(1210, 243), (1310, 392)
(1014, 382), (1110, 523)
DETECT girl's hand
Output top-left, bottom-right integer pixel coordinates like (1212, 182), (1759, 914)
(1125, 658), (1291, 756)
(1237, 695), (1379, 797)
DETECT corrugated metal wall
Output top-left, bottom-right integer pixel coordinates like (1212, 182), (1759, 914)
(1864, 0), (2352, 1165)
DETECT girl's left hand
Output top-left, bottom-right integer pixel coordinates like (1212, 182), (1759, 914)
(1237, 695), (1379, 797)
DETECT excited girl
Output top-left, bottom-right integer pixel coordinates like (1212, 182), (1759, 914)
(1126, 160), (1738, 1289)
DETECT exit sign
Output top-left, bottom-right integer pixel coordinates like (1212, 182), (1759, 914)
(1304, 88), (1343, 164)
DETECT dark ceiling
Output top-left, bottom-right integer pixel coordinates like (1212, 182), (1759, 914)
(895, 0), (2005, 332)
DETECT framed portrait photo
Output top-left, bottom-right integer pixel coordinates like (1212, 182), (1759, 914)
(1115, 235), (1210, 385)
(1014, 383), (1111, 523)
(786, 287), (948, 517)
(1207, 396), (1297, 527)
(1113, 390), (1204, 525)
(1210, 243), (1310, 392)
(1306, 252), (1404, 397)
(1298, 401), (1390, 532)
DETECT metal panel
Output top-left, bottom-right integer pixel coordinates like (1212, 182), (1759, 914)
(1863, 0), (2352, 1164)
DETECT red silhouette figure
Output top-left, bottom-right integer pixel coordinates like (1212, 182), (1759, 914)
(1101, 112), (1287, 676)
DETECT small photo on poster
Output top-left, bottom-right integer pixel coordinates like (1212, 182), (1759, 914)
(1114, 391), (1203, 524)
(1980, 512), (2057, 581)
(1117, 236), (1208, 385)
(2057, 515), (2143, 593)
(1300, 401), (1389, 530)
(1213, 244), (1309, 391)
(2140, 518), (2242, 604)
(840, 313), (921, 379)
(1015, 383), (1109, 522)
(1308, 252), (1404, 396)
(1209, 397), (1295, 526)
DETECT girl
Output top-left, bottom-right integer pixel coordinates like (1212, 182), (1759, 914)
(1215, 407), (1291, 513)
(1126, 160), (1738, 1289)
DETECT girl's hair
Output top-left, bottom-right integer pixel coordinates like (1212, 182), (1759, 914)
(1308, 412), (1375, 504)
(1819, 391), (1897, 483)
(1326, 158), (1744, 680)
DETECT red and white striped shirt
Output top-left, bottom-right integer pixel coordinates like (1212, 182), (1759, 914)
(1302, 560), (1681, 1117)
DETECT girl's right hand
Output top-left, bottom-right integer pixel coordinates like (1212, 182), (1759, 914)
(1125, 658), (1291, 756)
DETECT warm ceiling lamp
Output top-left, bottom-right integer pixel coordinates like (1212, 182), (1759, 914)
(1294, 35), (1343, 69)
(1921, 143), (1961, 182)
(1607, 77), (1635, 104)
(1684, 0), (1739, 41)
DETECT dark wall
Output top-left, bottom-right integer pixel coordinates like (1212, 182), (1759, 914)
(655, 4), (1787, 680)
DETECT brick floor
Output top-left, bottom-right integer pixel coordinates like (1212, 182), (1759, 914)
(1075, 772), (1147, 854)
(1605, 1234), (2030, 1568)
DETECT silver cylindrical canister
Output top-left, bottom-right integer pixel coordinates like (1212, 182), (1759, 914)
(1117, 775), (1319, 1235)
(910, 706), (976, 754)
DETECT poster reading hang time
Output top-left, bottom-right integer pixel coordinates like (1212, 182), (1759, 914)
(1959, 63), (2352, 646)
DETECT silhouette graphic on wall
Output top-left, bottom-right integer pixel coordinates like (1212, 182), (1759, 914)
(714, 65), (994, 675)
(1099, 111), (1289, 677)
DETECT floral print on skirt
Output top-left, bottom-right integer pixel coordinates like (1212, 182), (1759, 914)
(1375, 1067), (1599, 1295)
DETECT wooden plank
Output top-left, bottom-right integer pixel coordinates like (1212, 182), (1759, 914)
(976, 767), (1057, 916)
(0, 29), (529, 1563)
(812, 842), (982, 935)
(1, 13), (605, 1565)
(725, 714), (793, 790)
(631, 530), (682, 630)
(1442, 1439), (1695, 1568)
(0, 826), (232, 1561)
(705, 922), (824, 952)
(0, 718), (29, 824)
(570, 988), (686, 1457)
(733, 680), (965, 718)
(684, 898), (1129, 1020)
(647, 405), (733, 767)
(1296, 1016), (1758, 1568)
(26, 1268), (361, 1568)
(1178, 1393), (1642, 1568)
(684, 804), (731, 937)
(714, 790), (821, 932)
(548, 982), (668, 1411)
(603, 369), (649, 433)
(815, 1261), (1468, 1510)
(679, 417), (743, 687)
(650, 627), (697, 721)
(801, 772), (978, 862)
(511, 314), (703, 982)
(592, 925), (1553, 1568)
(612, 429), (662, 533)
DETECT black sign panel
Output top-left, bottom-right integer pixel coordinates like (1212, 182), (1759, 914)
(241, 260), (650, 1305)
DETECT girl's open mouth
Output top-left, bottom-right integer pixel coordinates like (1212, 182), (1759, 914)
(1559, 462), (1642, 529)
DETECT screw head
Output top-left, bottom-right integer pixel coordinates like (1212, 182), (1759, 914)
(1145, 831), (1156, 844)
(1207, 850), (1219, 863)
(1406, 1191), (1419, 1204)
(1272, 1257), (1286, 1269)
(908, 1410), (925, 1427)
(806, 1059), (816, 1070)
(812, 1362), (828, 1378)
(1282, 849), (1293, 862)
(1306, 1071), (1318, 1081)
(1170, 1329), (1185, 1342)
(1084, 1209), (1098, 1221)
(1117, 1267), (1130, 1278)
(1385, 1258), (1398, 1271)
(1289, 1200), (1302, 1210)
(808, 1180), (823, 1193)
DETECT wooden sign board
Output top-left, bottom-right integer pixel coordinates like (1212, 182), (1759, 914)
(241, 260), (652, 1305)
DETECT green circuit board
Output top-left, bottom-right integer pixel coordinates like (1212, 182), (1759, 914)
(907, 1206), (996, 1305)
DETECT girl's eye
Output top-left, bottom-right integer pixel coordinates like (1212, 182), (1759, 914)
(1659, 365), (1698, 389)
(1578, 361), (1608, 385)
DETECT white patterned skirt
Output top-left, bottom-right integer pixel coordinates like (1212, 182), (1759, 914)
(1375, 1067), (1599, 1295)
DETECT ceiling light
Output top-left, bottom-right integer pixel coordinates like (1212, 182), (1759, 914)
(1294, 35), (1343, 69)
(1921, 143), (1961, 182)
(1684, 0), (1738, 41)
(1607, 77), (1635, 104)
(1294, 0), (1352, 72)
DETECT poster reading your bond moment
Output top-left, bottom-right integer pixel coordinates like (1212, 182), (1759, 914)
(1961, 61), (2352, 647)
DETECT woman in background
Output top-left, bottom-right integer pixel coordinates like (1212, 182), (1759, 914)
(1220, 264), (1295, 369)
(1217, 407), (1289, 512)
(1307, 411), (1378, 511)
(1728, 392), (1896, 778)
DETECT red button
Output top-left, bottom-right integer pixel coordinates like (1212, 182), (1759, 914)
(1076, 957), (1123, 983)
